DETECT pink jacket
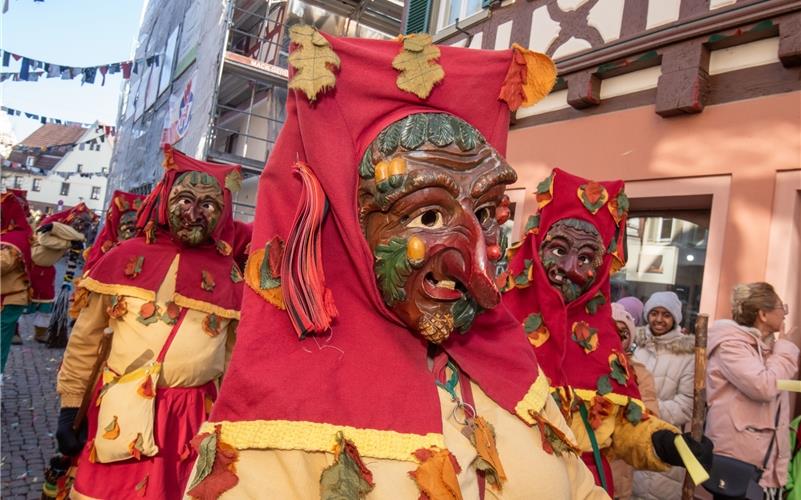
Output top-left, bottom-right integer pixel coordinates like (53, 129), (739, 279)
(706, 319), (800, 488)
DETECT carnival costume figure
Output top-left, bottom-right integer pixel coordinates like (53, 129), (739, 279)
(501, 168), (712, 495)
(1, 189), (33, 371)
(55, 145), (244, 499)
(183, 27), (608, 499)
(82, 190), (145, 273)
(27, 203), (95, 343)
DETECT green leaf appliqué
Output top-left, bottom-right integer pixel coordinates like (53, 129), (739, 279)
(374, 237), (411, 306)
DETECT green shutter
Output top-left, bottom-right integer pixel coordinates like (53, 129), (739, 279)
(405, 0), (431, 34)
(481, 0), (494, 7)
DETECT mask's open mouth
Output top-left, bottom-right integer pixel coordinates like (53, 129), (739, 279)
(422, 271), (468, 301)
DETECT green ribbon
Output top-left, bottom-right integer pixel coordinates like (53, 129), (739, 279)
(578, 403), (609, 493)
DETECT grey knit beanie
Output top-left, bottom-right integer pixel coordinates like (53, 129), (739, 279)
(644, 291), (683, 325)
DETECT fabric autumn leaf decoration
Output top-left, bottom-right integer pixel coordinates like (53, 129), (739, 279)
(498, 44), (557, 111)
(536, 173), (554, 209)
(587, 395), (613, 429)
(584, 292), (606, 315)
(319, 432), (375, 499)
(523, 312), (550, 347)
(201, 270), (216, 292)
(124, 256), (144, 279)
(216, 240), (232, 257)
(203, 314), (223, 337)
(393, 34), (445, 100)
(608, 190), (629, 224)
(107, 295), (127, 319)
(69, 286), (91, 319)
(577, 181), (609, 214)
(244, 235), (285, 309)
(624, 398), (646, 424)
(129, 433), (145, 460)
(103, 416), (120, 440)
(161, 301), (181, 325)
(288, 25), (340, 102)
(571, 321), (598, 353)
(409, 447), (463, 500)
(608, 351), (632, 386)
(530, 412), (580, 457)
(464, 417), (507, 489)
(137, 301), (159, 326)
(187, 424), (239, 500)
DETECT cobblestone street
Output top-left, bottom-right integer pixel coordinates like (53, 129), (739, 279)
(1, 317), (64, 499)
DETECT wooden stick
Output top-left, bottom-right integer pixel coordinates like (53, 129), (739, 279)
(681, 314), (709, 500)
(73, 327), (113, 431)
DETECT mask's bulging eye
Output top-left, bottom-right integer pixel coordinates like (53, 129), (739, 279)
(475, 206), (494, 226)
(551, 246), (566, 257)
(408, 209), (444, 229)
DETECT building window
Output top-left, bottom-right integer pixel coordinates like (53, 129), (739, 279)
(26, 155), (35, 167)
(611, 211), (711, 333)
(76, 164), (83, 173)
(101, 167), (108, 175)
(435, 0), (483, 31)
(60, 183), (70, 196)
(13, 176), (23, 189)
(32, 178), (41, 192)
(91, 186), (101, 200)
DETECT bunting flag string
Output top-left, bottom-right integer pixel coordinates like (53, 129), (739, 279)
(1, 105), (116, 132)
(0, 49), (162, 85)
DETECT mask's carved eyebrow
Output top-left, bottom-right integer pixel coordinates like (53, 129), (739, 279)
(380, 170), (460, 209)
(470, 164), (517, 198)
(404, 147), (492, 172)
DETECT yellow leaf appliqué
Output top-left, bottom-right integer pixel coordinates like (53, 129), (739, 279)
(288, 25), (340, 102)
(392, 34), (444, 99)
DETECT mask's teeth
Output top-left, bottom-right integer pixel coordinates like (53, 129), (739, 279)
(437, 279), (456, 290)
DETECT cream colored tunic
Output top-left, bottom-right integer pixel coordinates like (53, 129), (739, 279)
(187, 376), (609, 499)
(58, 257), (237, 408)
(1, 246), (29, 307)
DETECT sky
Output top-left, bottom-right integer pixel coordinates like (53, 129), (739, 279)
(1, 0), (146, 142)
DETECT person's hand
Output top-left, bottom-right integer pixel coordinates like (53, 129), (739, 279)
(780, 325), (800, 345)
(36, 223), (53, 234)
(652, 430), (713, 470)
(56, 407), (86, 457)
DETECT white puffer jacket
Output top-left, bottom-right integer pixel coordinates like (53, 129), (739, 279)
(631, 327), (696, 500)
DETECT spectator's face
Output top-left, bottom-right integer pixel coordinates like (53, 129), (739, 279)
(615, 320), (632, 351)
(761, 297), (787, 333)
(647, 306), (674, 335)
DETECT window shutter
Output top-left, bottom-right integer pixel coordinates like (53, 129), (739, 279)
(404, 0), (431, 34)
(481, 0), (494, 8)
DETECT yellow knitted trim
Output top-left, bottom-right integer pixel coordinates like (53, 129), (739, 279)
(571, 388), (646, 411)
(173, 293), (240, 320)
(79, 276), (154, 301)
(31, 299), (55, 304)
(514, 367), (550, 424)
(200, 419), (444, 462)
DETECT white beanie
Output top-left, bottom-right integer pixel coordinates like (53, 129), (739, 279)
(611, 303), (636, 338)
(644, 291), (683, 325)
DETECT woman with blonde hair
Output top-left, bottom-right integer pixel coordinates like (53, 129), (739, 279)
(705, 282), (799, 500)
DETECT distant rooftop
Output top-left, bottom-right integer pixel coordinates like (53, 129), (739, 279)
(7, 124), (88, 171)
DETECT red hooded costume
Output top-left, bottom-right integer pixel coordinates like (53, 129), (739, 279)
(1, 190), (33, 306)
(502, 169), (679, 491)
(61, 146), (244, 499)
(184, 27), (610, 500)
(30, 203), (98, 304)
(83, 190), (145, 273)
